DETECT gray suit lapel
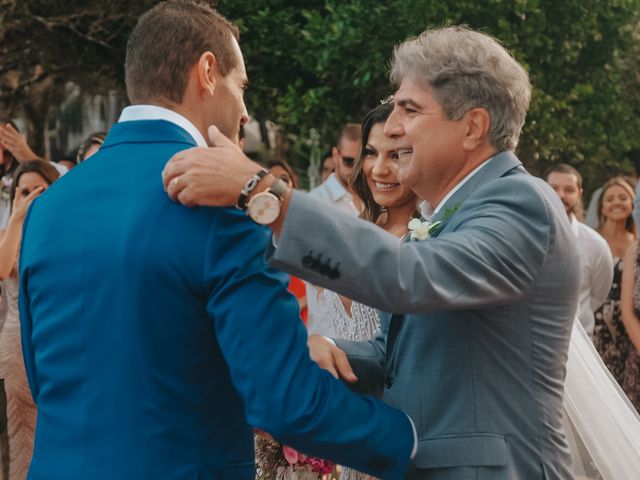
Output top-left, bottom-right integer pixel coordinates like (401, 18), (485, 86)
(388, 153), (523, 362)
(430, 151), (524, 236)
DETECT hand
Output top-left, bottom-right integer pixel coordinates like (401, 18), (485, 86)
(0, 123), (38, 162)
(10, 186), (44, 224)
(162, 125), (263, 207)
(307, 334), (357, 383)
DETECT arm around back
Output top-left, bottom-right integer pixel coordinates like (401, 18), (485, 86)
(270, 176), (553, 314)
(205, 208), (413, 479)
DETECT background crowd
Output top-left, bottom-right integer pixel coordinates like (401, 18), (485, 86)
(1, 1), (640, 479)
(1, 108), (640, 479)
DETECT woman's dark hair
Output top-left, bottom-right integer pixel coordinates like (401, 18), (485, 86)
(350, 103), (401, 223)
(597, 176), (636, 236)
(76, 131), (107, 163)
(258, 157), (299, 189)
(9, 159), (60, 208)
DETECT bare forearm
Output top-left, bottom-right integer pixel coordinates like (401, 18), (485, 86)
(621, 309), (640, 351)
(0, 218), (22, 279)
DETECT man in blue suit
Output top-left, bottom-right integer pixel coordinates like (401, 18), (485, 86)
(18, 2), (415, 478)
(163, 26), (581, 479)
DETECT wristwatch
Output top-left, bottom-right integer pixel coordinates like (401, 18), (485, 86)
(235, 168), (269, 210)
(247, 177), (288, 225)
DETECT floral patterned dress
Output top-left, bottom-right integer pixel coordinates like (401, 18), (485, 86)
(593, 253), (640, 411)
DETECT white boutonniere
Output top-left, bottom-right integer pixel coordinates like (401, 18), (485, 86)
(407, 218), (442, 241)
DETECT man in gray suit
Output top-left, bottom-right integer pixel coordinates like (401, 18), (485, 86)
(163, 26), (580, 479)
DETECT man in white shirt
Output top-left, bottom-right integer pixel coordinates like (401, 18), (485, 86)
(306, 123), (362, 335)
(310, 123), (361, 214)
(547, 164), (613, 336)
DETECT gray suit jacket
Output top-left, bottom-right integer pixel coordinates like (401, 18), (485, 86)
(270, 152), (580, 479)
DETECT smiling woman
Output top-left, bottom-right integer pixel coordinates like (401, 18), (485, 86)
(593, 176), (640, 412)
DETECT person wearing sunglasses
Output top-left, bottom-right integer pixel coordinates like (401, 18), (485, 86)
(305, 123), (362, 338)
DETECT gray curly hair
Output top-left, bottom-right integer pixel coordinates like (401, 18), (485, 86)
(390, 26), (531, 152)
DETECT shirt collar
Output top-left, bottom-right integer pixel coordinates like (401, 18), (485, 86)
(569, 213), (581, 236)
(324, 173), (351, 202)
(118, 105), (208, 147)
(419, 158), (492, 220)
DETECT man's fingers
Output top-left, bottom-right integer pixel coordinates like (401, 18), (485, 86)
(25, 186), (44, 202)
(334, 348), (358, 383)
(207, 125), (235, 148)
(176, 185), (197, 208)
(162, 147), (202, 191)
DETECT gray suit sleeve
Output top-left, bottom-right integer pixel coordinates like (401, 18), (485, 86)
(269, 176), (555, 314)
(335, 330), (387, 398)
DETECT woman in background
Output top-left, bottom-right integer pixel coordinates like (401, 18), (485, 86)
(0, 160), (60, 479)
(323, 101), (418, 480)
(258, 157), (307, 323)
(593, 176), (640, 410)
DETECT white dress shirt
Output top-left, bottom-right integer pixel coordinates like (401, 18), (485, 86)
(570, 214), (614, 336)
(420, 158), (491, 219)
(118, 105), (208, 147)
(308, 173), (360, 215)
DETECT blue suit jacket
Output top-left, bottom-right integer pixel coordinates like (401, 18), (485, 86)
(270, 152), (581, 479)
(19, 120), (413, 479)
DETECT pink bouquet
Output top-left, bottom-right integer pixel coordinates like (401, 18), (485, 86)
(256, 434), (335, 480)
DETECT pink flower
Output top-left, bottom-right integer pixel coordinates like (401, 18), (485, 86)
(304, 456), (335, 475)
(282, 445), (300, 465)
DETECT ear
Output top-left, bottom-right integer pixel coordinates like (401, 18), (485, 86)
(461, 108), (491, 151)
(332, 146), (340, 161)
(196, 51), (219, 96)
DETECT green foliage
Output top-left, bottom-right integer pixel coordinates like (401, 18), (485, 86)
(220, 0), (640, 194)
(1, 0), (639, 194)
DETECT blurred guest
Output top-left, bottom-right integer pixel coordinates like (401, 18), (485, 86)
(0, 160), (60, 479)
(76, 131), (106, 163)
(258, 157), (306, 323)
(306, 124), (362, 336)
(588, 152), (640, 229)
(0, 120), (66, 228)
(546, 164), (613, 336)
(57, 158), (77, 171)
(593, 176), (640, 410)
(320, 150), (334, 183)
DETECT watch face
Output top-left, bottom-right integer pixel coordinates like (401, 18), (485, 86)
(248, 192), (280, 224)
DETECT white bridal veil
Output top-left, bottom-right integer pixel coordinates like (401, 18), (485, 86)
(564, 320), (640, 479)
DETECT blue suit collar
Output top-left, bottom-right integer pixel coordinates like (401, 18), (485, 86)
(102, 120), (199, 149)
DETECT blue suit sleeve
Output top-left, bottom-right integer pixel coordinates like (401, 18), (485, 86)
(203, 209), (413, 479)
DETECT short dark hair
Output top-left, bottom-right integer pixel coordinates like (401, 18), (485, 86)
(125, 0), (240, 104)
(337, 123), (361, 147)
(258, 157), (299, 189)
(76, 131), (107, 163)
(10, 159), (60, 208)
(545, 163), (583, 189)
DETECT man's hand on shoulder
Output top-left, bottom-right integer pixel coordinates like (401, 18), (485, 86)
(307, 334), (358, 383)
(162, 125), (261, 207)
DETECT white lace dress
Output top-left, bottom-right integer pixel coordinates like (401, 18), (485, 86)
(321, 289), (380, 480)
